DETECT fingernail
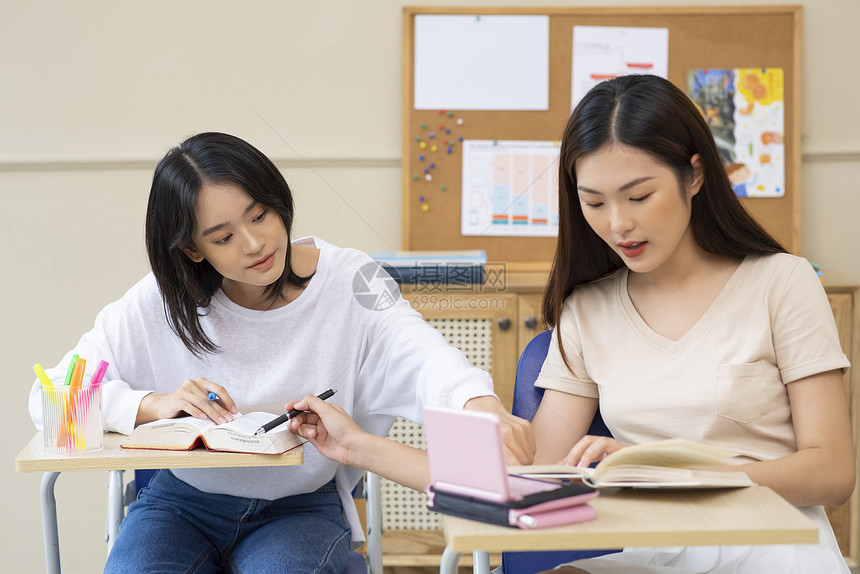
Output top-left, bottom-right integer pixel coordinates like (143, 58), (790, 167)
(218, 417), (227, 425)
(576, 459), (586, 468)
(231, 406), (238, 414)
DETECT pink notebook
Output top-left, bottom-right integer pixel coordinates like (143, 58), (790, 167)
(423, 405), (598, 529)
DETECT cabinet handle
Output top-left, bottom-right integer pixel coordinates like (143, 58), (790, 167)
(498, 317), (512, 331)
(524, 316), (538, 329)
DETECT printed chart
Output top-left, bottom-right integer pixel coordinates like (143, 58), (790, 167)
(461, 140), (560, 237)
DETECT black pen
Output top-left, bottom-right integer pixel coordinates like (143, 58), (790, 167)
(254, 388), (338, 435)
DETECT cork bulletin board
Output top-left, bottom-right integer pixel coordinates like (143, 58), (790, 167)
(401, 6), (802, 263)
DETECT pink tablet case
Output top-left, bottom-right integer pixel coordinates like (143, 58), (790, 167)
(423, 405), (598, 528)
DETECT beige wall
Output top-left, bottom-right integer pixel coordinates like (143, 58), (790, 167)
(2, 1), (858, 572)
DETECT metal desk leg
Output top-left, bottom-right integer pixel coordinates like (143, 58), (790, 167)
(440, 547), (463, 574)
(473, 551), (491, 574)
(106, 469), (125, 553)
(365, 472), (384, 574)
(41, 471), (61, 574)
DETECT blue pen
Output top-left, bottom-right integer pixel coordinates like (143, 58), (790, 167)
(208, 392), (218, 401)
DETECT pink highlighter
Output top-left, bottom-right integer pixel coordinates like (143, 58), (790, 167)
(88, 360), (109, 389)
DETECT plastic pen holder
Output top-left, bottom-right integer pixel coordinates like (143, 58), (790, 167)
(41, 385), (103, 454)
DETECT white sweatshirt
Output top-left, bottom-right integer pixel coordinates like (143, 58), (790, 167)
(28, 236), (495, 544)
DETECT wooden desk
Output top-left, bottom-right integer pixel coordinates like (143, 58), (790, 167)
(15, 432), (303, 574)
(439, 487), (818, 574)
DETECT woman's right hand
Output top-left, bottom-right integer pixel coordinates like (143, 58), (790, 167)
(561, 435), (628, 468)
(288, 394), (432, 491)
(286, 394), (368, 466)
(135, 377), (238, 426)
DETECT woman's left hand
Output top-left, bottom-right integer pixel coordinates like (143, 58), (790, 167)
(285, 395), (367, 466)
(561, 435), (628, 467)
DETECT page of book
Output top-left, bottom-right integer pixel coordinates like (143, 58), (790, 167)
(211, 412), (283, 435)
(508, 439), (754, 489)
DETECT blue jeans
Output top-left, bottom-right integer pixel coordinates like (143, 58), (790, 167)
(104, 470), (351, 574)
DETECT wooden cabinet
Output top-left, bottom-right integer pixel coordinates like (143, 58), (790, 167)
(377, 269), (860, 570)
(402, 264), (553, 410)
(822, 273), (860, 567)
(517, 293), (545, 366)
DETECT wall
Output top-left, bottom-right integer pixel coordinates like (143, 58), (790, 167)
(1, 1), (858, 572)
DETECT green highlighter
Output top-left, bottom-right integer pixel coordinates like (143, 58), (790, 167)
(63, 354), (79, 386)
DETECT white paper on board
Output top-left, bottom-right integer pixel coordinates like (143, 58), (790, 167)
(414, 15), (549, 111)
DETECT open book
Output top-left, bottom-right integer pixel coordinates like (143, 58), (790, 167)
(509, 438), (755, 489)
(121, 412), (305, 455)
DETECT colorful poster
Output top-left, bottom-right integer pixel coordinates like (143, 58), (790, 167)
(687, 68), (785, 198)
(571, 26), (669, 110)
(461, 140), (560, 237)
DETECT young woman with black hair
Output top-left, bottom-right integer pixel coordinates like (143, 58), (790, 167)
(529, 74), (854, 573)
(28, 132), (533, 573)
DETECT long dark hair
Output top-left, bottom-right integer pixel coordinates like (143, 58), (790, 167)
(145, 132), (311, 356)
(544, 75), (785, 367)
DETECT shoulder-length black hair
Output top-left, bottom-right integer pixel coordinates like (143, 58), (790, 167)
(544, 75), (785, 365)
(145, 132), (310, 356)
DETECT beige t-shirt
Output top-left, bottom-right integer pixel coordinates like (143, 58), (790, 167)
(536, 253), (849, 463)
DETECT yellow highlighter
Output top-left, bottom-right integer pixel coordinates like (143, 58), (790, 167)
(35, 363), (64, 429)
(33, 363), (54, 388)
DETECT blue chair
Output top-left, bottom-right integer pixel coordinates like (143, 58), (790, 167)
(114, 469), (372, 574)
(501, 330), (617, 574)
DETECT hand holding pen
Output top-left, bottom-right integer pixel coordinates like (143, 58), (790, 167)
(284, 389), (376, 469)
(255, 388), (338, 435)
(134, 377), (238, 425)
